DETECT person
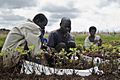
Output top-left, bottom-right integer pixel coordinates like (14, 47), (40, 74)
(47, 17), (76, 53)
(1, 13), (48, 69)
(84, 26), (102, 49)
(45, 17), (76, 67)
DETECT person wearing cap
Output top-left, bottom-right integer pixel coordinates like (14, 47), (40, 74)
(47, 17), (76, 52)
(84, 26), (102, 49)
(1, 13), (48, 69)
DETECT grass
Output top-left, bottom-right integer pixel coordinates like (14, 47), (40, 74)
(0, 34), (7, 49)
(74, 34), (87, 45)
(0, 33), (120, 50)
(74, 34), (120, 45)
(100, 34), (120, 43)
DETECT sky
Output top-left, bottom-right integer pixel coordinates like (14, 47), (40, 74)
(0, 0), (120, 32)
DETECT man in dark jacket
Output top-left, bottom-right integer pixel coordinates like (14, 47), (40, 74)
(47, 17), (76, 52)
(46, 17), (76, 67)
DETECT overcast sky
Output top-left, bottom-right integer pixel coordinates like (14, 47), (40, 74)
(0, 0), (120, 32)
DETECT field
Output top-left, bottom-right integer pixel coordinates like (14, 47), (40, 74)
(0, 32), (120, 80)
(1, 32), (120, 49)
(0, 33), (8, 51)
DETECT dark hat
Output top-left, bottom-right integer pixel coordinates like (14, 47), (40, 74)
(33, 13), (48, 26)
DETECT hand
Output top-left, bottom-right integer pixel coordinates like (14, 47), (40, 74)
(94, 40), (102, 46)
(94, 40), (99, 44)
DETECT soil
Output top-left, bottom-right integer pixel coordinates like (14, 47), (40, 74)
(0, 73), (120, 80)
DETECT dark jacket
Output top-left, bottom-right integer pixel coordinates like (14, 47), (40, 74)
(47, 29), (75, 49)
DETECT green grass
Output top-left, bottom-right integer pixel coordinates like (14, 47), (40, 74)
(100, 34), (120, 43)
(74, 34), (120, 45)
(0, 34), (7, 48)
(0, 33), (120, 50)
(74, 34), (87, 45)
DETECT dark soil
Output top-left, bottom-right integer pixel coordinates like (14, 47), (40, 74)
(0, 73), (120, 80)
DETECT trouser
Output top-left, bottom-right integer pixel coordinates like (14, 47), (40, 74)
(0, 56), (3, 70)
(0, 47), (2, 52)
(4, 61), (22, 73)
(0, 50), (23, 74)
(0, 56), (22, 74)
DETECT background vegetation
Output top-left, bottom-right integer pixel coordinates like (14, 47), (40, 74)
(1, 31), (120, 51)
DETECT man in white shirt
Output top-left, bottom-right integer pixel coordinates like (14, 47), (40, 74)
(84, 26), (102, 49)
(1, 13), (48, 69)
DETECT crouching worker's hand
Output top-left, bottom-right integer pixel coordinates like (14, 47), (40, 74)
(55, 42), (67, 52)
(41, 45), (47, 50)
(67, 41), (76, 48)
(40, 38), (48, 50)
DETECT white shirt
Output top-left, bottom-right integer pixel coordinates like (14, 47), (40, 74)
(84, 35), (101, 48)
(2, 20), (42, 68)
